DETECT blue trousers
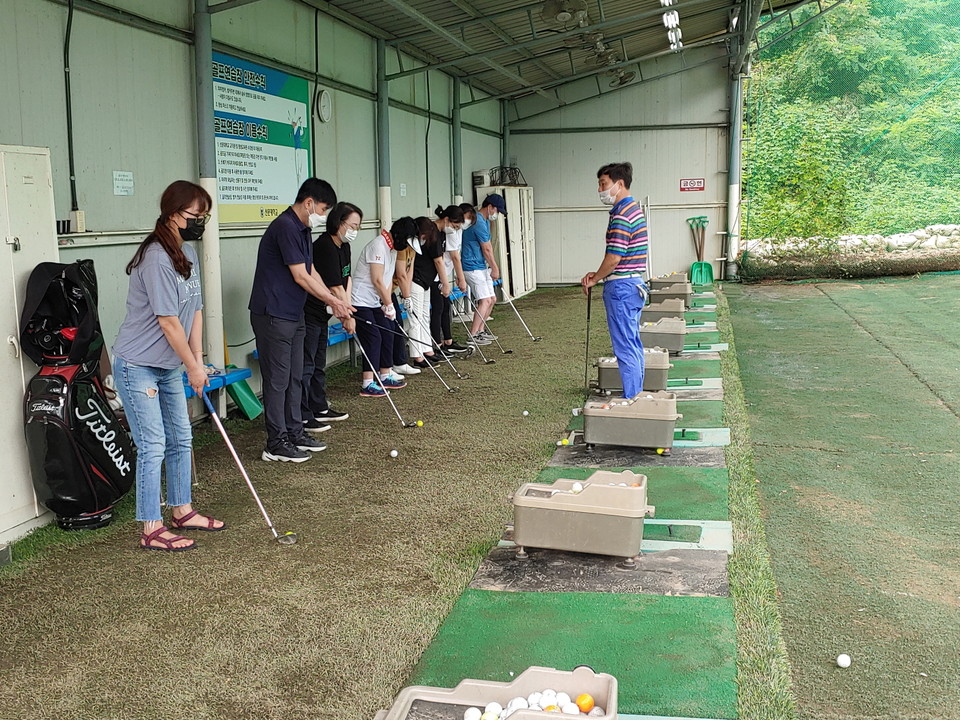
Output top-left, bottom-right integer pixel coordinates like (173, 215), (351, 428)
(602, 276), (648, 398)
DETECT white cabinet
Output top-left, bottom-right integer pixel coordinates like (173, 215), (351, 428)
(0, 146), (60, 543)
(474, 185), (537, 299)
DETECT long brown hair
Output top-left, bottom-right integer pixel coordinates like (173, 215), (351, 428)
(127, 180), (212, 279)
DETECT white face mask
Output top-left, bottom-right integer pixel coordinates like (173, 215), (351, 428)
(462, 219), (473, 230)
(344, 228), (358, 242)
(489, 211), (499, 222)
(309, 213), (327, 229)
(598, 183), (619, 206)
(443, 225), (457, 235)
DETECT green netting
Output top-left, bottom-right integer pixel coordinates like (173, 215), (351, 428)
(742, 0), (960, 271)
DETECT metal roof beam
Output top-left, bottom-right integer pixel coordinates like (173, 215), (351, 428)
(209, 0), (262, 13)
(754, 0), (850, 52)
(734, 0), (765, 73)
(386, 0), (725, 81)
(379, 0), (560, 104)
(387, 1), (546, 46)
(465, 32), (735, 107)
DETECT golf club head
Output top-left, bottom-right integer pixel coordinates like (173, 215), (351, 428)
(457, 373), (471, 380)
(484, 359), (496, 365)
(277, 531), (298, 545)
(502, 349), (514, 354)
(532, 336), (543, 342)
(448, 387), (460, 393)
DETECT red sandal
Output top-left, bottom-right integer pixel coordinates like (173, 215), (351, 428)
(170, 509), (226, 532)
(139, 526), (196, 552)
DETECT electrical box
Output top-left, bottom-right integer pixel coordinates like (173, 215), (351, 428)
(0, 146), (61, 543)
(474, 185), (537, 300)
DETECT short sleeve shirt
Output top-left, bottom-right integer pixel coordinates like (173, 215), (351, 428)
(412, 229), (444, 289)
(442, 228), (462, 277)
(248, 207), (312, 321)
(605, 196), (648, 279)
(460, 213), (490, 272)
(351, 233), (397, 308)
(305, 233), (351, 321)
(112, 242), (203, 369)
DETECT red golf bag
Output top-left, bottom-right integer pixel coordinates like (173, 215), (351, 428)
(19, 260), (136, 530)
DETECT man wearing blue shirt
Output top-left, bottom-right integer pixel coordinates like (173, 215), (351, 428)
(249, 178), (353, 463)
(460, 194), (504, 345)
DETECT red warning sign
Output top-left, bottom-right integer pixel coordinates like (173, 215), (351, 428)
(680, 178), (705, 191)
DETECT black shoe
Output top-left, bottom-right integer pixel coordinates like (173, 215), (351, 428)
(412, 358), (433, 369)
(303, 418), (332, 433)
(291, 433), (327, 452)
(446, 341), (470, 353)
(423, 353), (441, 365)
(316, 407), (350, 422)
(262, 440), (311, 463)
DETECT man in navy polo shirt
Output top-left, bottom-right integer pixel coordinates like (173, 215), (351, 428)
(249, 178), (354, 463)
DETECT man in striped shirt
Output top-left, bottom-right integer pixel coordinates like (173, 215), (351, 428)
(581, 162), (649, 398)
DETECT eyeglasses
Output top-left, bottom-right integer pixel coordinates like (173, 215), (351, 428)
(342, 221), (361, 231)
(182, 209), (211, 225)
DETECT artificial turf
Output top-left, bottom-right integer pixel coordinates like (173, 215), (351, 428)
(727, 276), (960, 720)
(409, 589), (738, 720)
(669, 357), (721, 378)
(532, 466), (729, 521)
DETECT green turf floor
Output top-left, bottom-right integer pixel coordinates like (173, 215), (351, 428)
(686, 311), (717, 322)
(727, 277), (960, 720)
(409, 589), (737, 719)
(533, 467), (728, 521)
(683, 331), (721, 345)
(669, 358), (721, 378)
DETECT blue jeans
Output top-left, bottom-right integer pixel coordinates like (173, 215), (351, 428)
(113, 356), (193, 522)
(602, 276), (648, 398)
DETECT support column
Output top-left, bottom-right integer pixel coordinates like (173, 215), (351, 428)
(726, 72), (743, 281)
(194, 0), (227, 412)
(377, 39), (392, 228)
(500, 100), (510, 168)
(452, 79), (463, 205)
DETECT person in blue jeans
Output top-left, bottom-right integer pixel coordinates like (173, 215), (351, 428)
(581, 162), (650, 398)
(113, 180), (224, 552)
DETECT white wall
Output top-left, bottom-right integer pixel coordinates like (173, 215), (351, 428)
(510, 51), (730, 284)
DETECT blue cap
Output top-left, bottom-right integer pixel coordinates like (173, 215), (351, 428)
(482, 194), (507, 214)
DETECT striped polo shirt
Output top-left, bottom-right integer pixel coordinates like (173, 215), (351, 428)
(604, 195), (648, 279)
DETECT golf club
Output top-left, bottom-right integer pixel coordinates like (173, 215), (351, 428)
(466, 295), (513, 354)
(584, 286), (593, 404)
(201, 391), (297, 545)
(409, 307), (472, 379)
(351, 330), (420, 428)
(449, 302), (496, 365)
(393, 318), (460, 393)
(501, 288), (543, 342)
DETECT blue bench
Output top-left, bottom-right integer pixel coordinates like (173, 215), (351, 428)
(183, 366), (252, 398)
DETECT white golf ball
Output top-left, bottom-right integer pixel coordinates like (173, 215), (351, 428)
(589, 707), (606, 717)
(508, 697), (528, 711)
(527, 692), (542, 707)
(555, 693), (571, 707)
(484, 702), (503, 716)
(836, 653), (852, 668)
(522, 410), (529, 416)
(540, 690), (557, 704)
(561, 704), (580, 715)
(571, 482), (584, 494)
(480, 713), (499, 720)
(464, 709), (482, 720)
(389, 449), (399, 458)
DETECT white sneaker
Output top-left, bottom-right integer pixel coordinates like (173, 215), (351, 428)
(468, 333), (492, 346)
(392, 363), (421, 375)
(478, 329), (498, 341)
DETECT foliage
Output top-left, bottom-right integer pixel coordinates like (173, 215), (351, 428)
(744, 0), (960, 240)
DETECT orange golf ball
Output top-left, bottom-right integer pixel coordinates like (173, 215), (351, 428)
(576, 694), (595, 713)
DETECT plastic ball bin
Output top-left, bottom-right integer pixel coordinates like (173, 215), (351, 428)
(583, 392), (681, 450)
(641, 298), (685, 323)
(648, 272), (688, 290)
(512, 472), (654, 559)
(594, 347), (671, 393)
(640, 317), (687, 354)
(373, 665), (618, 720)
(649, 281), (692, 308)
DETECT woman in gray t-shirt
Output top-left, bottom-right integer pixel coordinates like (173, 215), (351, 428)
(113, 180), (224, 552)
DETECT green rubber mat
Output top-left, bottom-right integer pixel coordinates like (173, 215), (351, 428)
(643, 523), (702, 543)
(669, 358), (720, 378)
(682, 331), (720, 345)
(676, 400), (724, 428)
(409, 590), (737, 719)
(533, 467), (729, 521)
(685, 311), (717, 322)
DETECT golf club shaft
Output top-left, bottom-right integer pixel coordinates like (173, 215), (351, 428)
(584, 286), (592, 402)
(394, 317), (454, 391)
(450, 302), (493, 363)
(410, 307), (466, 376)
(466, 295), (510, 354)
(502, 289), (539, 341)
(360, 317), (432, 347)
(202, 392), (279, 538)
(351, 330), (410, 427)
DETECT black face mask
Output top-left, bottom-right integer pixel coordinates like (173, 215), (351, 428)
(393, 235), (410, 251)
(178, 218), (205, 243)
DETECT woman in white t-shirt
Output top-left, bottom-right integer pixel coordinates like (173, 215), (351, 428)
(350, 217), (416, 396)
(430, 204), (471, 356)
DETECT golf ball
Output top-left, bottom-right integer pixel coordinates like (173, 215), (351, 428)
(464, 709), (482, 720)
(657, 448), (664, 455)
(561, 704), (580, 715)
(836, 653), (852, 668)
(527, 692), (542, 707)
(507, 697), (528, 711)
(479, 713), (499, 720)
(561, 438), (569, 446)
(389, 449), (398, 458)
(571, 482), (584, 494)
(576, 694), (596, 713)
(522, 410), (529, 416)
(589, 707), (606, 717)
(416, 420), (424, 427)
(484, 702), (503, 716)
(555, 692), (571, 706)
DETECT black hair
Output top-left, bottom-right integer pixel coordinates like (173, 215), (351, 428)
(390, 216), (418, 241)
(127, 180), (211, 280)
(459, 203), (477, 221)
(326, 202), (363, 235)
(295, 177), (338, 206)
(597, 162), (633, 189)
(434, 204), (465, 223)
(415, 216), (440, 246)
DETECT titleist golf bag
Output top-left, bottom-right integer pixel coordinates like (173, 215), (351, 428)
(19, 260), (136, 530)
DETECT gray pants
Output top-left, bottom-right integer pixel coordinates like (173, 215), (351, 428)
(251, 312), (305, 447)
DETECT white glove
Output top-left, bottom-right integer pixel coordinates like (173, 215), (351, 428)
(382, 303), (397, 321)
(401, 296), (413, 313)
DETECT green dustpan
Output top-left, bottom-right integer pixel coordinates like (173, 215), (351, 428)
(224, 364), (264, 420)
(686, 215), (713, 285)
(691, 261), (713, 285)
